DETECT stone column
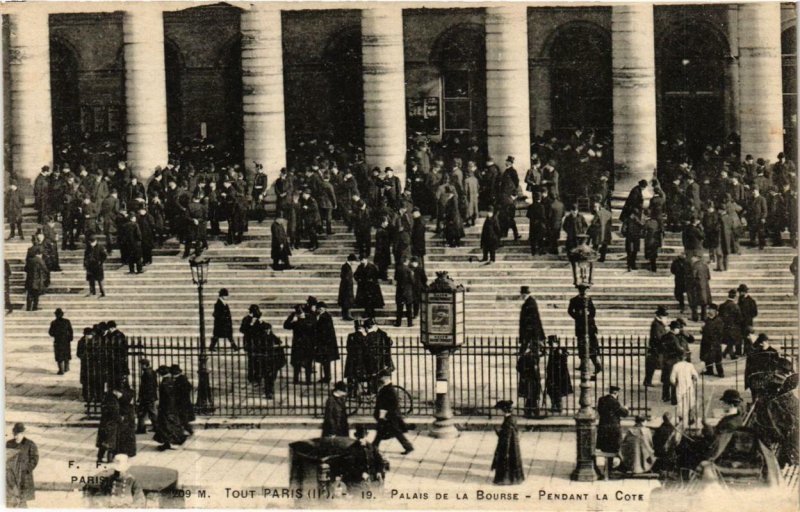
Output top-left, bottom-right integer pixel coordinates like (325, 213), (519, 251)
(724, 5), (740, 138)
(486, 6), (531, 193)
(361, 6), (407, 186)
(241, 5), (286, 173)
(611, 4), (657, 197)
(122, 6), (169, 179)
(8, 10), (52, 183)
(738, 2), (784, 161)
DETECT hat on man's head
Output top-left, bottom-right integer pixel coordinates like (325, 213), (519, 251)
(720, 389), (742, 405)
(170, 364), (182, 375)
(354, 425), (369, 439)
(347, 253), (358, 262)
(634, 414), (647, 424)
(306, 296), (318, 305)
(520, 286), (531, 295)
(669, 320), (682, 330)
(140, 358), (150, 367)
(655, 306), (668, 317)
(156, 365), (170, 376)
(494, 400), (514, 411)
(506, 156), (515, 163)
(317, 301), (327, 309)
(639, 179), (648, 187)
(609, 385), (621, 393)
(363, 318), (376, 329)
(334, 381), (347, 393)
(737, 284), (749, 293)
(755, 333), (770, 345)
(12, 423), (25, 435)
(728, 289), (737, 299)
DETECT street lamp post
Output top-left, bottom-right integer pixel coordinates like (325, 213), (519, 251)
(189, 255), (214, 413)
(569, 237), (597, 482)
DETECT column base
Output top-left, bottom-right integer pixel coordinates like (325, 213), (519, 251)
(429, 419), (459, 438)
(571, 411), (597, 482)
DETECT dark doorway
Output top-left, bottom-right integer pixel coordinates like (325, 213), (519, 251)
(322, 27), (364, 146)
(782, 27), (797, 162)
(49, 39), (80, 149)
(164, 40), (182, 149)
(657, 23), (727, 162)
(431, 24), (487, 145)
(221, 38), (244, 164)
(549, 23), (612, 137)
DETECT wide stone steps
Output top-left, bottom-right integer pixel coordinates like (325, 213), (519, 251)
(6, 205), (797, 345)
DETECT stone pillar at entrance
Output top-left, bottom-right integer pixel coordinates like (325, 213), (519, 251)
(122, 7), (169, 179)
(738, 2), (784, 162)
(8, 10), (53, 183)
(611, 5), (657, 199)
(241, 5), (287, 173)
(485, 5), (531, 195)
(361, 6), (407, 187)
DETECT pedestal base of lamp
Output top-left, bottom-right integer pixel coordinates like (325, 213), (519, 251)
(195, 365), (215, 414)
(430, 418), (459, 438)
(570, 411), (597, 482)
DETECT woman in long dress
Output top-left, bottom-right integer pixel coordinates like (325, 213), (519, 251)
(491, 400), (525, 485)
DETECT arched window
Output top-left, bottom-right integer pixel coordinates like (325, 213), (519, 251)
(549, 23), (612, 136)
(49, 39), (80, 148)
(782, 27), (797, 161)
(164, 39), (183, 148)
(431, 24), (487, 141)
(657, 22), (727, 160)
(322, 26), (364, 145)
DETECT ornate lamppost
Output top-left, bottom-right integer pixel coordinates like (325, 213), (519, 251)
(189, 255), (214, 413)
(420, 271), (465, 438)
(568, 236), (597, 481)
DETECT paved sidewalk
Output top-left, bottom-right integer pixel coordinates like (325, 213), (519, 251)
(22, 425), (669, 509)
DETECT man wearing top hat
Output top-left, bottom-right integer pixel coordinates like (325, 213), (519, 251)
(645, 306), (669, 387)
(518, 286), (546, 355)
(714, 389), (744, 435)
(499, 156), (520, 200)
(136, 359), (158, 434)
(737, 283), (758, 338)
(5, 181), (24, 241)
(568, 284), (603, 379)
(492, 400), (525, 485)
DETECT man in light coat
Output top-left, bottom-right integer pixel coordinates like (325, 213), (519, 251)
(670, 356), (699, 429)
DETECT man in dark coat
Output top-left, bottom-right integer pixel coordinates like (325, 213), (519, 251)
(24, 250), (49, 311)
(410, 257), (427, 318)
(241, 305), (263, 383)
(373, 374), (413, 454)
(342, 426), (388, 490)
(645, 306), (669, 387)
(670, 255), (689, 312)
(526, 193), (547, 256)
(374, 219), (392, 280)
(747, 188), (768, 249)
(322, 381), (349, 437)
(623, 210), (644, 271)
(258, 322), (286, 400)
(588, 199), (613, 262)
(135, 359), (158, 434)
(481, 209), (502, 263)
(519, 286), (546, 354)
(284, 305), (316, 385)
(171, 365), (195, 435)
(116, 380), (137, 457)
(136, 206), (155, 266)
(562, 205), (588, 252)
(299, 189), (321, 250)
(596, 386), (629, 454)
(315, 302), (339, 383)
(394, 258), (415, 327)
(344, 321), (369, 390)
(737, 284), (758, 340)
(97, 387), (121, 462)
(660, 321), (685, 403)
(353, 201), (372, 259)
(49, 308), (73, 374)
(270, 218), (292, 270)
(690, 255), (712, 321)
(5, 182), (24, 240)
(621, 180), (648, 220)
(719, 289), (744, 359)
(700, 306), (725, 377)
(568, 286), (603, 377)
(643, 212), (663, 272)
(492, 400), (525, 485)
(119, 213), (144, 274)
(210, 288), (238, 350)
(546, 193), (565, 255)
(355, 257), (384, 318)
(83, 236), (107, 297)
(682, 216), (705, 260)
(545, 336), (573, 413)
(517, 347), (542, 418)
(6, 423), (38, 506)
(153, 366), (187, 450)
(338, 254), (358, 321)
(364, 319), (395, 388)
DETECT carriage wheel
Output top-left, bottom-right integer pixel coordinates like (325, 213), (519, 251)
(395, 386), (414, 416)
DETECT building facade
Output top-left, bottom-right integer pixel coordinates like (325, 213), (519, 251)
(3, 2), (797, 196)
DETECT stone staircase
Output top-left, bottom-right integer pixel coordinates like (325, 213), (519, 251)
(4, 204), (797, 346)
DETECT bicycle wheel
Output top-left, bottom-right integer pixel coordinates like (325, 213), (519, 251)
(395, 385), (414, 416)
